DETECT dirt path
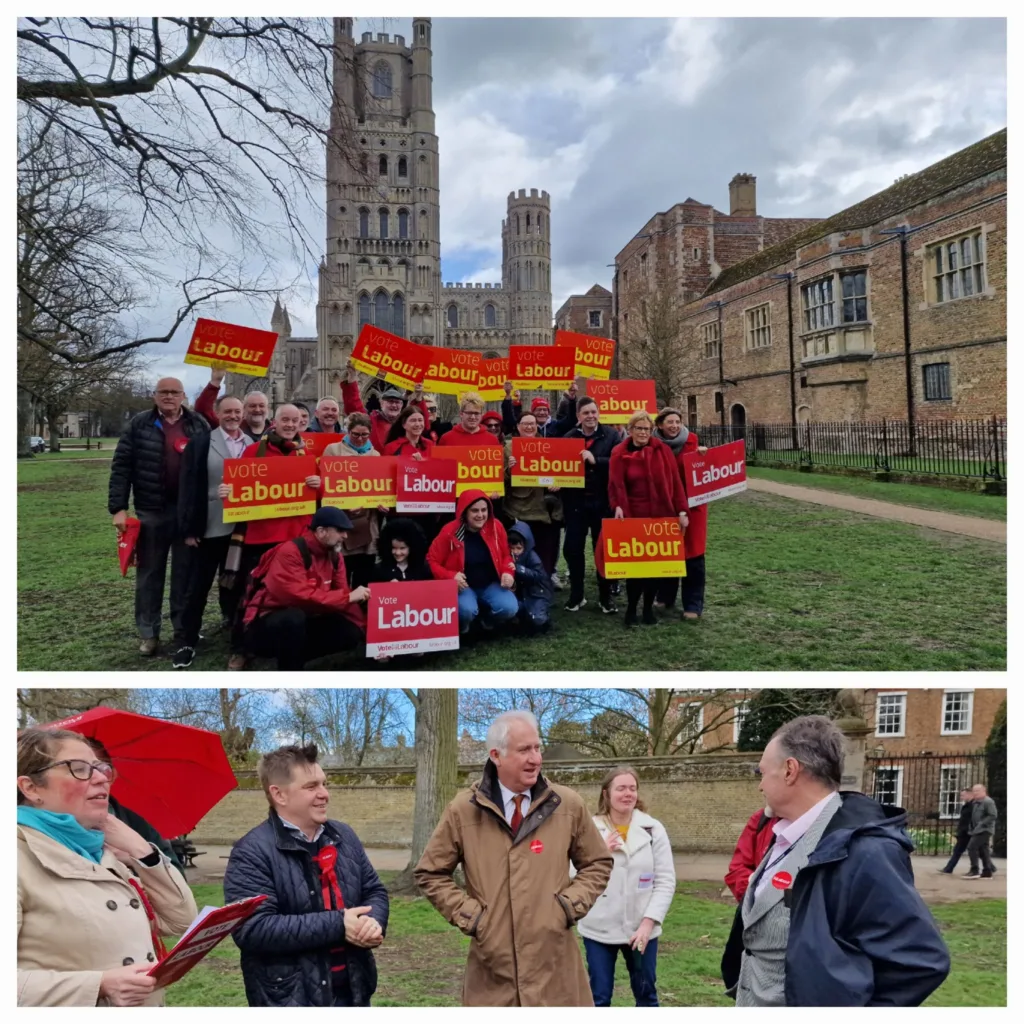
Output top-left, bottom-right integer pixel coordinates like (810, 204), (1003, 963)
(745, 477), (1006, 543)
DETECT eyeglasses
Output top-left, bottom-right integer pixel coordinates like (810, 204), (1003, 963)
(349, 431), (371, 441)
(426, 406), (438, 413)
(36, 759), (116, 782)
(484, 423), (500, 431)
(155, 390), (183, 397)
(462, 410), (482, 417)
(632, 426), (652, 433)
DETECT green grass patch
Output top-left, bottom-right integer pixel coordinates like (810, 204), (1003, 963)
(164, 882), (1004, 1006)
(18, 458), (1006, 671)
(748, 466), (1006, 520)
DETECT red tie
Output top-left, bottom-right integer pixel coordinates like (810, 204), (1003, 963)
(510, 794), (524, 834)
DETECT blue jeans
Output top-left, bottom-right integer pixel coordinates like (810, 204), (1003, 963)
(457, 582), (518, 634)
(583, 937), (659, 1007)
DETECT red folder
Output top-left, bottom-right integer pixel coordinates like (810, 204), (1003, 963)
(148, 894), (268, 988)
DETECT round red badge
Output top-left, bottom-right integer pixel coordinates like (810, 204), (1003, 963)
(174, 437), (190, 453)
(771, 870), (793, 890)
(530, 839), (544, 854)
(315, 845), (337, 871)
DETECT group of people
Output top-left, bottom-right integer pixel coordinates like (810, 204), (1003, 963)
(18, 712), (956, 1007)
(108, 362), (712, 670)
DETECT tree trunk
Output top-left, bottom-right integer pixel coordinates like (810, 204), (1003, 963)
(389, 689), (458, 894)
(16, 387), (34, 458)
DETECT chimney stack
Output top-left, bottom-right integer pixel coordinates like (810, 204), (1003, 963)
(729, 173), (757, 217)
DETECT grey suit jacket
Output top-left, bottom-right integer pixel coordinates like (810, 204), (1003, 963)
(204, 428), (234, 538)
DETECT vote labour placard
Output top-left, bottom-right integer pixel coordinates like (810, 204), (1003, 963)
(300, 432), (336, 461)
(184, 318), (279, 377)
(434, 445), (504, 499)
(350, 324), (428, 391)
(511, 437), (585, 487)
(149, 895), (268, 989)
(587, 379), (658, 424)
(681, 440), (747, 506)
(423, 346), (481, 395)
(321, 456), (398, 509)
(508, 346), (575, 390)
(599, 518), (686, 579)
(478, 356), (511, 401)
(396, 458), (458, 513)
(555, 330), (616, 380)
(221, 458), (317, 522)
(365, 579), (460, 658)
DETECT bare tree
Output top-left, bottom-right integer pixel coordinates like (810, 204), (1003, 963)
(619, 288), (691, 408)
(17, 688), (133, 728)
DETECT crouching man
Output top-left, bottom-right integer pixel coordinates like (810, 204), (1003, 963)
(224, 744), (389, 1006)
(240, 506), (370, 670)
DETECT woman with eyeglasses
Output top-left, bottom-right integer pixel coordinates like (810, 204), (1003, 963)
(323, 412), (385, 589)
(608, 411), (689, 627)
(17, 728), (197, 1006)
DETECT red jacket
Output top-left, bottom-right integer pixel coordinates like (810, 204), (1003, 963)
(383, 435), (435, 458)
(339, 380), (428, 454)
(240, 440), (317, 546)
(435, 423), (501, 448)
(427, 489), (515, 581)
(724, 808), (780, 901)
(675, 432), (709, 559)
(608, 435), (688, 518)
(242, 531), (366, 631)
(195, 381), (221, 428)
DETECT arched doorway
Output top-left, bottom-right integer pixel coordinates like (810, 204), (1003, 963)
(730, 403), (746, 442)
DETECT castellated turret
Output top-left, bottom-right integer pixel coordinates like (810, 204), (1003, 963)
(501, 189), (553, 346)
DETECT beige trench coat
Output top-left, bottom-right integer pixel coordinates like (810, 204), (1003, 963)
(322, 438), (381, 555)
(17, 824), (199, 1006)
(414, 762), (613, 1006)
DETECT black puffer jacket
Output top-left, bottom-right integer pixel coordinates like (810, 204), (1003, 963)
(224, 810), (389, 1007)
(108, 406), (209, 514)
(557, 422), (618, 511)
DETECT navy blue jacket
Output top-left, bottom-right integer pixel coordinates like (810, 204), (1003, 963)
(722, 792), (950, 1006)
(507, 520), (553, 626)
(224, 811), (389, 1007)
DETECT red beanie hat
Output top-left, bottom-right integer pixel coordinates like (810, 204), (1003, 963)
(531, 397), (550, 411)
(480, 411), (502, 426)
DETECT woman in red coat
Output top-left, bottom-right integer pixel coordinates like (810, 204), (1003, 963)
(383, 404), (436, 459)
(427, 488), (518, 635)
(607, 411), (689, 627)
(653, 408), (709, 620)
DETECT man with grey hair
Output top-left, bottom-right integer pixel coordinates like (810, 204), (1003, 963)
(308, 397), (342, 434)
(414, 710), (612, 1006)
(721, 715), (949, 1006)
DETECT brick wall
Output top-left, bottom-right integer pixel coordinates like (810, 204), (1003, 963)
(864, 687), (1005, 755)
(193, 754), (765, 853)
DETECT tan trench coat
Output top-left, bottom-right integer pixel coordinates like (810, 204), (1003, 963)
(414, 762), (613, 1006)
(322, 438), (381, 555)
(17, 824), (198, 1006)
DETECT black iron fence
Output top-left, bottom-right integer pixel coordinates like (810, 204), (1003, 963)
(695, 417), (1006, 481)
(864, 750), (1005, 857)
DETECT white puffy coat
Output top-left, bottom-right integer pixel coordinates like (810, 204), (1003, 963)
(575, 810), (675, 944)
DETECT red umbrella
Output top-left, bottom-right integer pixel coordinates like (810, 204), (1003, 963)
(117, 517), (141, 576)
(42, 708), (238, 839)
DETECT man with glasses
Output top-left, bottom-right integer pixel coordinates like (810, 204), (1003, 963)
(421, 393), (452, 443)
(437, 393), (501, 447)
(109, 376), (209, 657)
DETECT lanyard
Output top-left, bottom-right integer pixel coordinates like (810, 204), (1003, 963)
(747, 839), (799, 908)
(127, 877), (168, 960)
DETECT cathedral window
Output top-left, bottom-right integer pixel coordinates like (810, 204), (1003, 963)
(359, 154), (368, 175)
(379, 155), (388, 176)
(398, 157), (408, 177)
(484, 304), (496, 328)
(359, 208), (369, 238)
(379, 208), (389, 238)
(398, 209), (409, 239)
(447, 304), (459, 328)
(358, 293), (371, 331)
(392, 293), (405, 337)
(372, 61), (392, 99)
(375, 290), (390, 331)
(526, 213), (531, 232)
(538, 213), (544, 235)
(515, 215), (520, 236)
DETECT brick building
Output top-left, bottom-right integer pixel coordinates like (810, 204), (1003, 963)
(554, 284), (613, 336)
(613, 129), (1006, 427)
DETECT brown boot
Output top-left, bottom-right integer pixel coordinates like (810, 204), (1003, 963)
(139, 638), (159, 656)
(227, 654), (247, 671)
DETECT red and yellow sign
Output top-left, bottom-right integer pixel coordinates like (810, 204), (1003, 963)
(508, 346), (575, 390)
(185, 318), (279, 377)
(555, 330), (616, 380)
(365, 579), (460, 658)
(599, 517), (686, 579)
(222, 457), (317, 522)
(321, 456), (398, 509)
(300, 432), (338, 460)
(587, 379), (658, 424)
(510, 437), (585, 488)
(396, 458), (458, 513)
(423, 347), (481, 396)
(434, 445), (504, 499)
(478, 357), (511, 401)
(350, 325), (428, 392)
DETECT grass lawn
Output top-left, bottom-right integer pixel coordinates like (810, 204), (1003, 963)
(748, 466), (1007, 520)
(165, 879), (1005, 1007)
(17, 458), (1006, 671)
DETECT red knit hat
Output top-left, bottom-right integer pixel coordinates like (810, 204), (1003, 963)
(480, 411), (502, 426)
(531, 397), (550, 411)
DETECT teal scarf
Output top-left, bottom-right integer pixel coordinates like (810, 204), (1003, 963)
(17, 806), (106, 863)
(344, 434), (374, 454)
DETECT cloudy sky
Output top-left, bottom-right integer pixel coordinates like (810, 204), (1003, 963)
(126, 15), (1006, 396)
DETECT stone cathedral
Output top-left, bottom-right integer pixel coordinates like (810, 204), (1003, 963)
(234, 17), (553, 409)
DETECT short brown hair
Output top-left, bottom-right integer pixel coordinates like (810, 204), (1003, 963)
(596, 765), (647, 817)
(346, 412), (372, 431)
(577, 396), (598, 413)
(654, 407), (682, 427)
(17, 728), (85, 804)
(257, 743), (319, 802)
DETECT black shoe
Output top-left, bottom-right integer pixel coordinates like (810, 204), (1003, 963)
(172, 646), (195, 669)
(964, 872), (979, 878)
(564, 597), (587, 612)
(599, 601), (618, 615)
(624, 612), (639, 628)
(980, 873), (994, 879)
(609, 581), (621, 596)
(642, 611), (659, 626)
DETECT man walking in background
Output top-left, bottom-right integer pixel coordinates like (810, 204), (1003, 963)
(938, 789), (974, 875)
(965, 783), (998, 879)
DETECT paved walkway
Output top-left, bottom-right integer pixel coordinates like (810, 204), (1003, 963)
(745, 477), (1006, 543)
(189, 846), (1004, 904)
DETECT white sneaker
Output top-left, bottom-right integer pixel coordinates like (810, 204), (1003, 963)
(551, 572), (564, 591)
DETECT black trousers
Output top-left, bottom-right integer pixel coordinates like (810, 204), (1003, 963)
(135, 508), (195, 641)
(942, 833), (970, 872)
(179, 534), (234, 647)
(626, 578), (659, 616)
(530, 519), (561, 577)
(966, 832), (995, 875)
(229, 543), (276, 655)
(655, 555), (707, 615)
(243, 608), (364, 670)
(563, 505), (610, 605)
